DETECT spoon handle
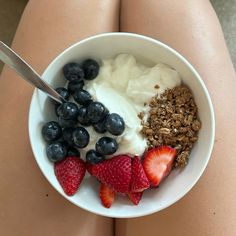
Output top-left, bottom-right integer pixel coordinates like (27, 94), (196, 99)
(0, 41), (65, 104)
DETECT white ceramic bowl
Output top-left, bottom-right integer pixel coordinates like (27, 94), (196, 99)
(29, 33), (215, 218)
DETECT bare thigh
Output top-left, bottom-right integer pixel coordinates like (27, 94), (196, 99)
(0, 0), (119, 235)
(117, 0), (236, 235)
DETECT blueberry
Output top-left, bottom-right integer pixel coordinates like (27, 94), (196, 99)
(55, 104), (60, 117)
(67, 80), (84, 94)
(42, 121), (62, 142)
(67, 147), (80, 157)
(56, 136), (66, 143)
(82, 59), (100, 80)
(93, 116), (107, 134)
(72, 127), (90, 148)
(77, 106), (91, 126)
(57, 102), (79, 120)
(62, 127), (74, 146)
(46, 142), (67, 162)
(55, 87), (70, 100)
(73, 89), (92, 106)
(95, 137), (118, 155)
(58, 117), (77, 128)
(87, 102), (109, 124)
(63, 62), (84, 82)
(105, 113), (125, 136)
(86, 150), (105, 164)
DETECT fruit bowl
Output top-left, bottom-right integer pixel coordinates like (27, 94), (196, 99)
(29, 33), (215, 218)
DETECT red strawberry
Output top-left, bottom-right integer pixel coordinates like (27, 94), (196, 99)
(130, 157), (150, 192)
(100, 183), (115, 208)
(143, 146), (176, 187)
(54, 156), (86, 196)
(87, 155), (131, 193)
(128, 192), (143, 205)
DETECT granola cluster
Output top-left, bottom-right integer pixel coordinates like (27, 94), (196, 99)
(140, 85), (201, 167)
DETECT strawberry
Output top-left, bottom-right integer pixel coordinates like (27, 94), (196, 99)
(128, 192), (143, 205)
(130, 157), (150, 192)
(87, 155), (131, 193)
(100, 183), (115, 208)
(143, 146), (176, 187)
(54, 156), (86, 196)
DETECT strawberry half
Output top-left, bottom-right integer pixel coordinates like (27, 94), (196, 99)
(100, 183), (115, 208)
(54, 156), (86, 196)
(143, 146), (176, 187)
(87, 155), (131, 193)
(130, 157), (150, 192)
(128, 192), (143, 205)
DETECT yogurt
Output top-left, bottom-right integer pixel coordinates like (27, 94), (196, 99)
(83, 54), (181, 156)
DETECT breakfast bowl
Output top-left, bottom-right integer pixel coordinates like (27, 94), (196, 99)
(29, 32), (215, 218)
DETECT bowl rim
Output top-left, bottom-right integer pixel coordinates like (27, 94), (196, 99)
(28, 32), (215, 218)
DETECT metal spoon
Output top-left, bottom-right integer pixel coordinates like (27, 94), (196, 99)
(0, 41), (66, 104)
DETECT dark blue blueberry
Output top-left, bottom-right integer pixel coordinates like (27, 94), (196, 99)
(67, 80), (84, 94)
(55, 103), (60, 117)
(95, 137), (118, 156)
(105, 113), (125, 136)
(73, 89), (92, 106)
(46, 142), (67, 162)
(57, 102), (79, 120)
(86, 150), (105, 164)
(58, 117), (77, 128)
(77, 106), (91, 126)
(63, 62), (84, 82)
(55, 87), (70, 100)
(67, 147), (80, 157)
(42, 121), (62, 142)
(62, 127), (74, 146)
(93, 116), (107, 134)
(82, 59), (100, 80)
(72, 127), (90, 148)
(55, 135), (66, 143)
(87, 102), (109, 124)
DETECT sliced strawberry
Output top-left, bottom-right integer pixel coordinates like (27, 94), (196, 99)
(87, 155), (131, 193)
(128, 192), (143, 205)
(130, 157), (150, 192)
(143, 146), (176, 187)
(100, 183), (115, 208)
(54, 156), (86, 196)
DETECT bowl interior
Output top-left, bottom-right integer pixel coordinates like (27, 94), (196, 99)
(29, 33), (215, 218)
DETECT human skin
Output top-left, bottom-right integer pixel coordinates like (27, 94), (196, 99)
(0, 0), (119, 235)
(117, 0), (236, 235)
(1, 0), (236, 235)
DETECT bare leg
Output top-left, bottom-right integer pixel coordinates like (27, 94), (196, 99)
(0, 0), (119, 235)
(117, 0), (236, 235)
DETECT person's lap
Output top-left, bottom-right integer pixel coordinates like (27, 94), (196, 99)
(118, 1), (236, 235)
(0, 0), (118, 235)
(1, 0), (236, 235)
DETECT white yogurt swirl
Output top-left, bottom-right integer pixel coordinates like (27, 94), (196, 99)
(83, 54), (181, 157)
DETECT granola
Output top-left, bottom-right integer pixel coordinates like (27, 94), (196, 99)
(140, 85), (201, 167)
